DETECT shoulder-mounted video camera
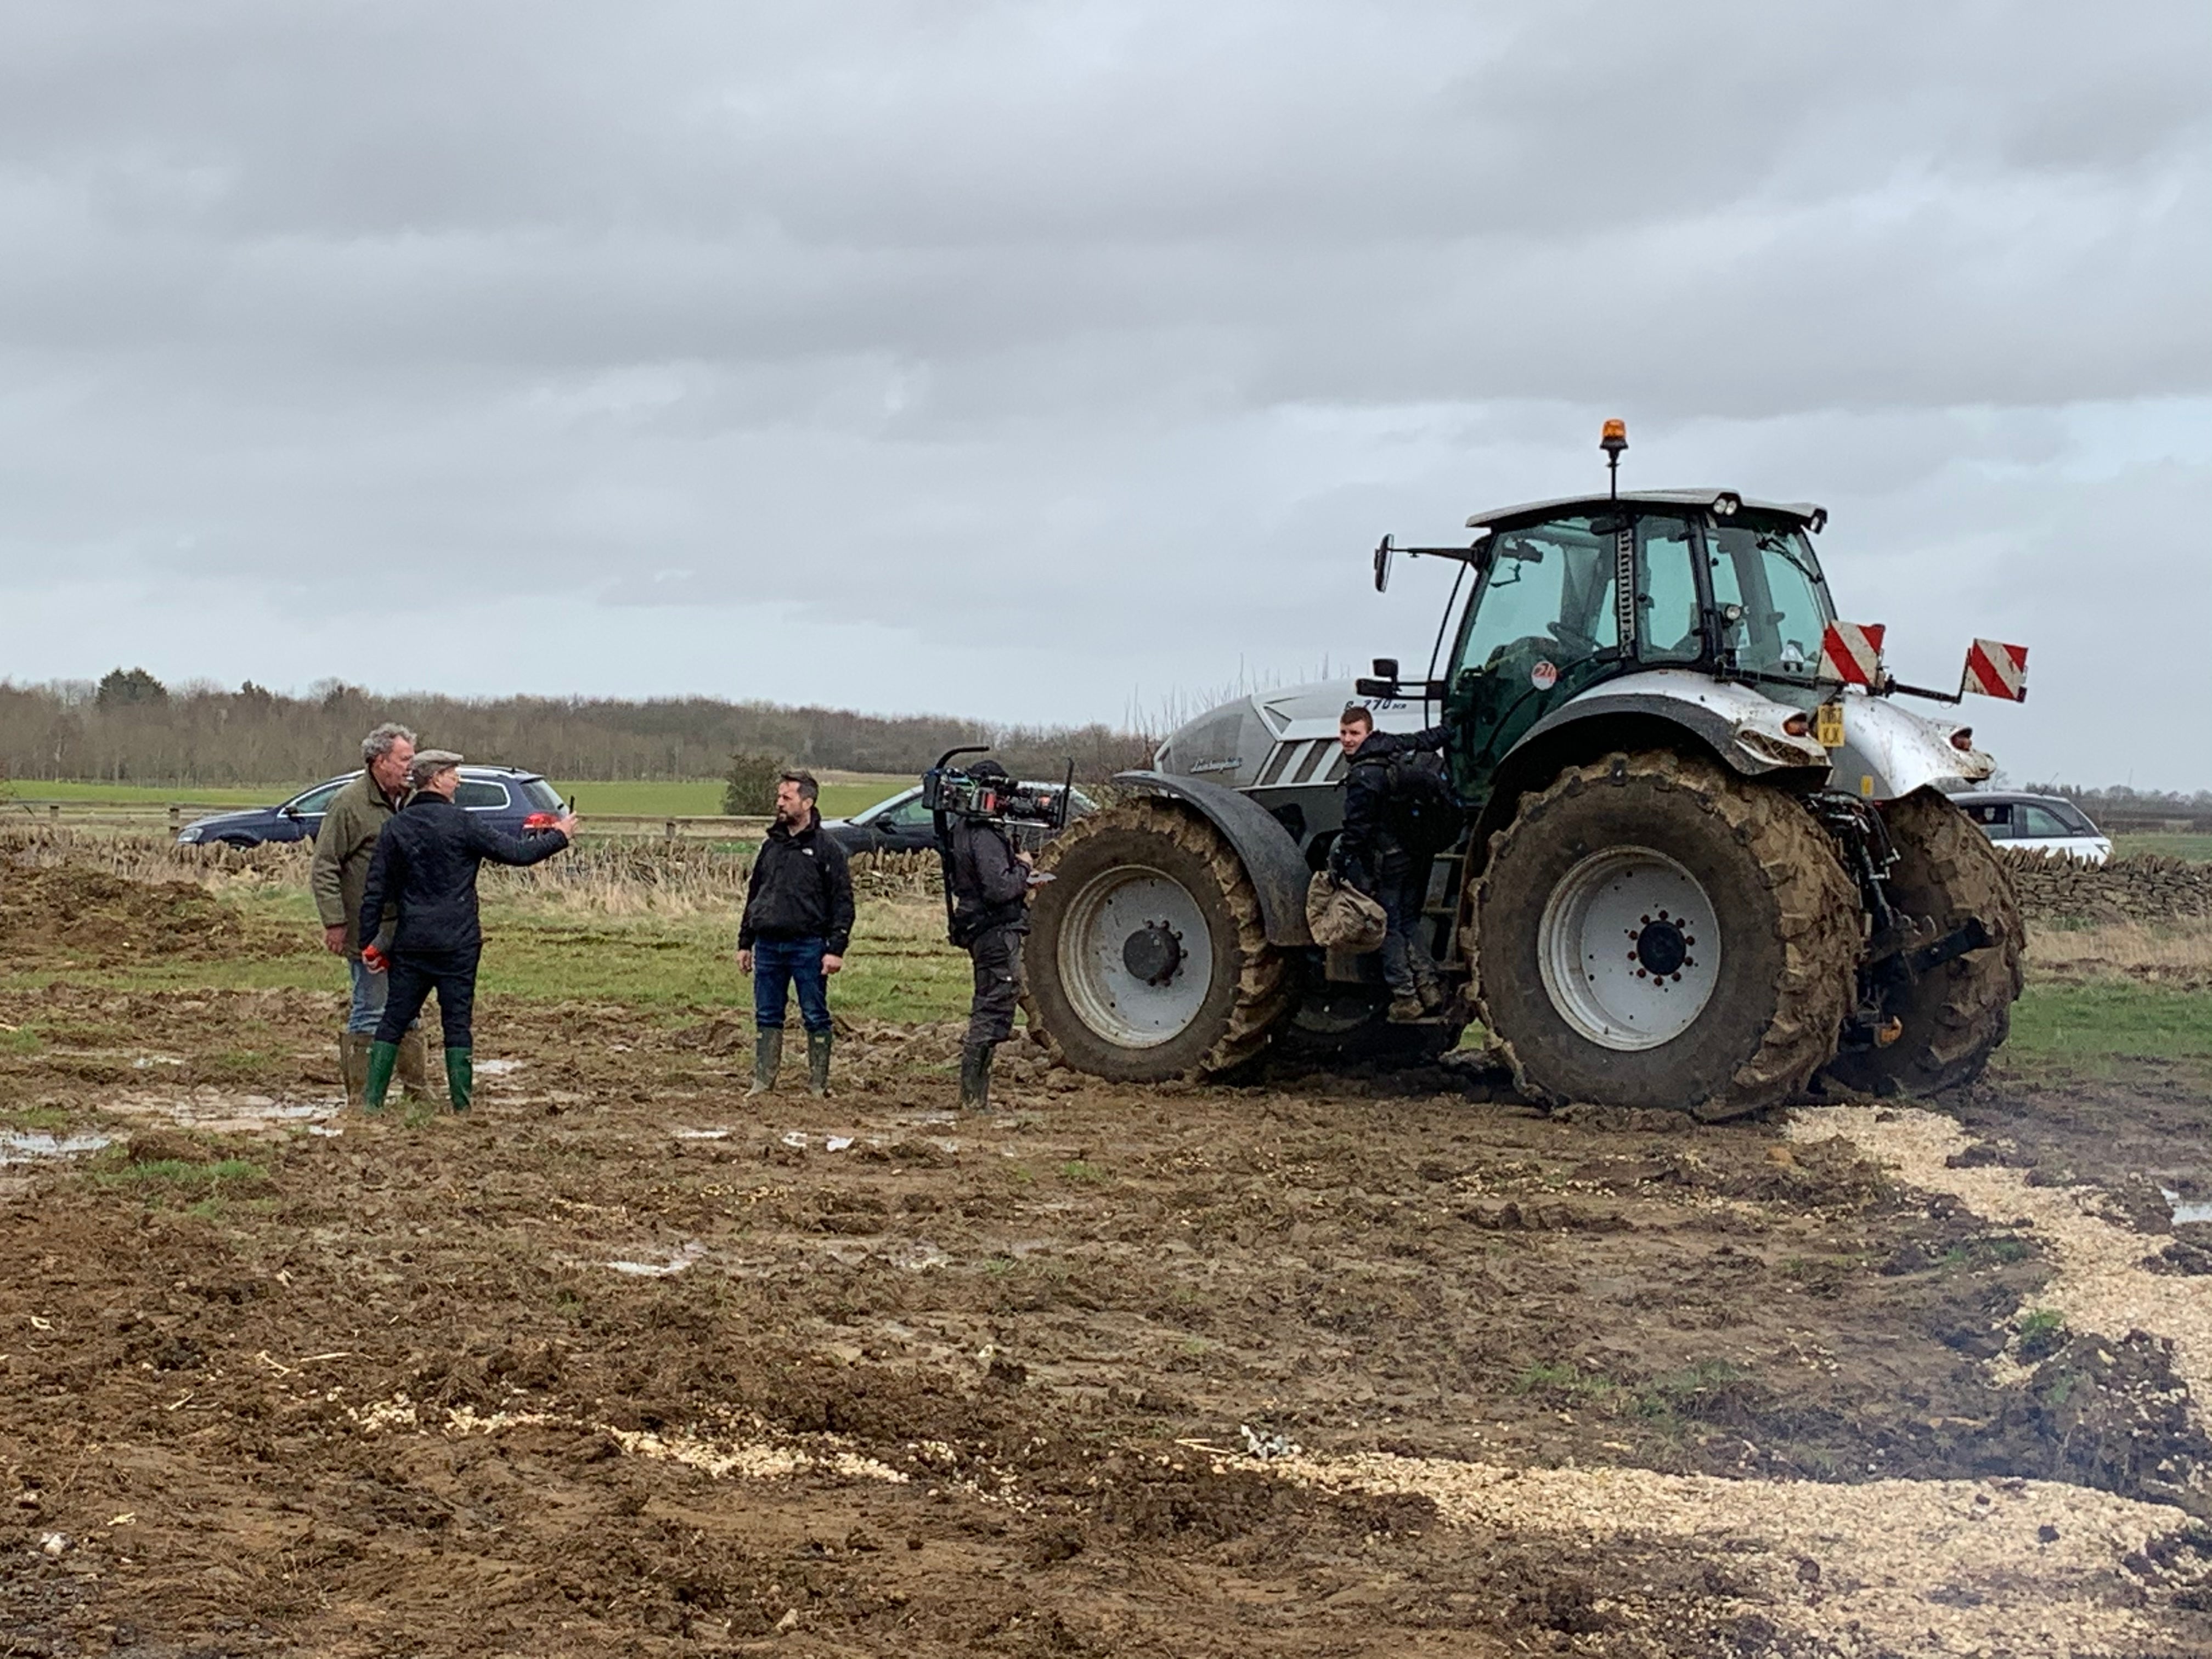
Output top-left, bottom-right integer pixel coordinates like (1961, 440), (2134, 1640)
(921, 747), (1073, 832)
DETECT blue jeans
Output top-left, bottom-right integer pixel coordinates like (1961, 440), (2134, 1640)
(346, 956), (389, 1036)
(752, 936), (832, 1034)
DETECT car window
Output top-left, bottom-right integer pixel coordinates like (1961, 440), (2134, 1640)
(454, 781), (510, 810)
(2016, 804), (2073, 838)
(1961, 802), (2013, 837)
(289, 780), (348, 815)
(880, 797), (935, 830)
(2046, 800), (2098, 835)
(523, 779), (566, 811)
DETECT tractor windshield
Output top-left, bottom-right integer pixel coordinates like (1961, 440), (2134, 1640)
(1452, 515), (1619, 679)
(1706, 520), (1832, 679)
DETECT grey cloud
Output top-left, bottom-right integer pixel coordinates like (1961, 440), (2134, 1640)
(0, 0), (2207, 785)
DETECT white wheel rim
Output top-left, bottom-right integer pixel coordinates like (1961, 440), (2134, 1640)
(1057, 865), (1215, 1048)
(1537, 848), (1719, 1051)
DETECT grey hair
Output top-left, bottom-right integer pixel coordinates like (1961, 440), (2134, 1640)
(361, 722), (417, 764)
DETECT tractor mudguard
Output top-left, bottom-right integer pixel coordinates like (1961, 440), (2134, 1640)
(1826, 691), (1994, 800)
(1512, 669), (1830, 780)
(1112, 771), (1315, 947)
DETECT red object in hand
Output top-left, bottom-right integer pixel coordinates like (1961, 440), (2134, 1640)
(361, 943), (390, 973)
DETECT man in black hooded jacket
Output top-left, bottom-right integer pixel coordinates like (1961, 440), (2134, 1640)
(945, 760), (1033, 1112)
(737, 770), (856, 1098)
(1329, 705), (1450, 1022)
(358, 750), (575, 1110)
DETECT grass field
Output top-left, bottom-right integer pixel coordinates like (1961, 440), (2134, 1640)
(4, 775), (915, 820)
(550, 777), (909, 820)
(4, 780), (285, 807)
(2112, 832), (2212, 862)
(17, 885), (973, 1027)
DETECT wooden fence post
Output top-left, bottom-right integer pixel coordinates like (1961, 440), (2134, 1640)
(665, 818), (678, 843)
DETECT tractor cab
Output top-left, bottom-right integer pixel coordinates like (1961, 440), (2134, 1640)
(1381, 490), (1839, 809)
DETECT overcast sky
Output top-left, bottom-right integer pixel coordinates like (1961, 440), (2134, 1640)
(0, 1), (2206, 786)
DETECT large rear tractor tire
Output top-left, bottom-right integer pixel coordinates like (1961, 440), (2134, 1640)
(1822, 788), (2024, 1097)
(1471, 751), (1859, 1115)
(1022, 799), (1292, 1081)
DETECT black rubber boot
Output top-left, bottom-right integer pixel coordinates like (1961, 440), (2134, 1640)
(363, 1040), (400, 1112)
(444, 1047), (473, 1113)
(746, 1030), (782, 1098)
(959, 1042), (994, 1112)
(806, 1030), (833, 1098)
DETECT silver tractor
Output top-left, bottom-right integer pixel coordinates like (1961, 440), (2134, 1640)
(1022, 427), (2028, 1115)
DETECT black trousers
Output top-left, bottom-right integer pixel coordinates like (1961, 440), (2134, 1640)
(965, 924), (1026, 1047)
(374, 945), (480, 1049)
(1374, 849), (1436, 997)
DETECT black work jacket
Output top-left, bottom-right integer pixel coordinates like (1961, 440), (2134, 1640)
(1333, 724), (1448, 888)
(359, 795), (569, 955)
(947, 816), (1030, 945)
(738, 810), (855, 955)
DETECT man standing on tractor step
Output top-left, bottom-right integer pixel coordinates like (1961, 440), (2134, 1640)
(946, 760), (1034, 1113)
(309, 721), (440, 1108)
(357, 750), (577, 1111)
(737, 770), (854, 1099)
(1331, 704), (1453, 1023)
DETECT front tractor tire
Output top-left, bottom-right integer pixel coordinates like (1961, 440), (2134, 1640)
(1022, 799), (1290, 1082)
(1822, 788), (2024, 1097)
(1471, 752), (1859, 1116)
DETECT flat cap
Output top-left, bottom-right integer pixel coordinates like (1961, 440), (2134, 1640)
(408, 748), (464, 784)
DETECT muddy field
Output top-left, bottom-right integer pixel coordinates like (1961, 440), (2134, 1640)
(4, 862), (2212, 1657)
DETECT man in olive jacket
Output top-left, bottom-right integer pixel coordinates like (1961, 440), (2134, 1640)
(737, 770), (855, 1098)
(308, 721), (435, 1107)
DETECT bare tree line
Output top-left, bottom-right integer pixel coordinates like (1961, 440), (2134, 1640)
(0, 674), (1159, 786)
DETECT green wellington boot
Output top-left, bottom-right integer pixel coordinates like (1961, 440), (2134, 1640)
(745, 1029), (783, 1098)
(444, 1047), (474, 1113)
(363, 1039), (400, 1112)
(806, 1030), (833, 1098)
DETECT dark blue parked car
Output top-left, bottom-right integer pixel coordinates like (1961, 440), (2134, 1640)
(175, 766), (567, 849)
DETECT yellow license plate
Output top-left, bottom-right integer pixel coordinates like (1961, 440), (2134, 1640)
(1815, 701), (1846, 749)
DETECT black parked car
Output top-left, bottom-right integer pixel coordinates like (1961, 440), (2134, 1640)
(820, 783), (1096, 857)
(175, 766), (567, 849)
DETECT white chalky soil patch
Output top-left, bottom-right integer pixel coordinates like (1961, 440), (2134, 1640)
(1245, 1451), (2196, 1657)
(345, 1395), (910, 1486)
(1787, 1105), (2212, 1399)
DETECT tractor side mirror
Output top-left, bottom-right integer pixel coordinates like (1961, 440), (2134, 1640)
(1372, 535), (1393, 592)
(1371, 658), (1399, 681)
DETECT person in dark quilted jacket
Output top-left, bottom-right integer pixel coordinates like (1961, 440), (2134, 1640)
(357, 751), (575, 1111)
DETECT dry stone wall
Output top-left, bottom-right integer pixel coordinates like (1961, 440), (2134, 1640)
(1998, 850), (2212, 923)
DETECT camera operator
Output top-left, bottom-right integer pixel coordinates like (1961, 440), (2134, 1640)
(946, 760), (1034, 1112)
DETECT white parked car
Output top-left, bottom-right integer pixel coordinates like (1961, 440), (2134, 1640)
(1951, 792), (2112, 864)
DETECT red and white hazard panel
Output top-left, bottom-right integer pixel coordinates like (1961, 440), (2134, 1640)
(1962, 638), (2029, 702)
(1818, 622), (1887, 687)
